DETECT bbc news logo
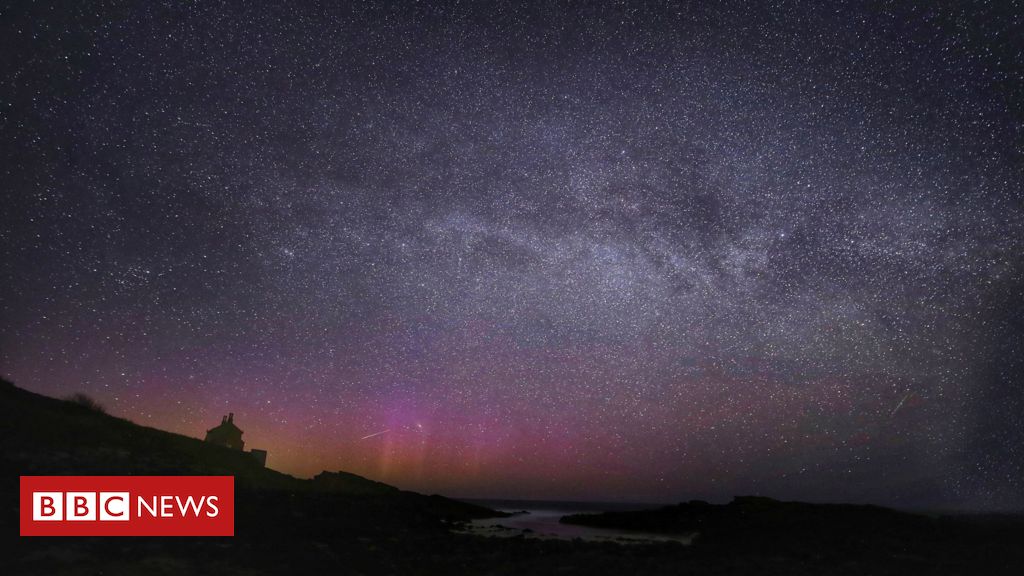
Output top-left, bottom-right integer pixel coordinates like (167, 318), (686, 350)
(20, 476), (233, 536)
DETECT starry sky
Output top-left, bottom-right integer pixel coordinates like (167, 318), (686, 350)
(2, 1), (1022, 510)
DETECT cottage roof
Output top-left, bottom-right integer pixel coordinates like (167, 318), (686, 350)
(207, 413), (243, 436)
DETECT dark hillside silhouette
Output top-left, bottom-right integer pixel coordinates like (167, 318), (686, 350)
(0, 378), (463, 496)
(3, 378), (1023, 575)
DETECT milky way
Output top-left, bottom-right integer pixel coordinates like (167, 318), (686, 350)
(2, 2), (1022, 509)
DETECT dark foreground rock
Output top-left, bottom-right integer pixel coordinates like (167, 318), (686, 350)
(562, 496), (1024, 572)
(2, 379), (1022, 575)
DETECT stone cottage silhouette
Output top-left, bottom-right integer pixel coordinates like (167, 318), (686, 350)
(205, 413), (268, 467)
(205, 413), (244, 449)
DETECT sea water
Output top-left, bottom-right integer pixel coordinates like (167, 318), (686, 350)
(454, 501), (693, 545)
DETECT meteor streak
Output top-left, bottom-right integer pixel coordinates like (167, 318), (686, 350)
(360, 429), (390, 440)
(890, 392), (914, 418)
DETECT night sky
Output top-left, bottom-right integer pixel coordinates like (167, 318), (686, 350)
(2, 1), (1022, 510)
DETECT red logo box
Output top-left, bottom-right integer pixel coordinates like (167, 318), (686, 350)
(20, 476), (234, 536)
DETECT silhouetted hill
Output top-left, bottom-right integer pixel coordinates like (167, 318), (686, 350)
(3, 378), (1023, 575)
(312, 470), (400, 494)
(0, 378), (496, 516)
(0, 379), (303, 488)
(0, 380), (412, 493)
(562, 496), (1024, 567)
(562, 496), (917, 535)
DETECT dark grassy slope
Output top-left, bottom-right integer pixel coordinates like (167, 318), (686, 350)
(0, 379), (388, 492)
(0, 378), (508, 574)
(0, 378), (493, 506)
(2, 380), (294, 487)
(3, 378), (1024, 575)
(562, 496), (1024, 575)
(562, 496), (925, 536)
(563, 496), (1024, 559)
